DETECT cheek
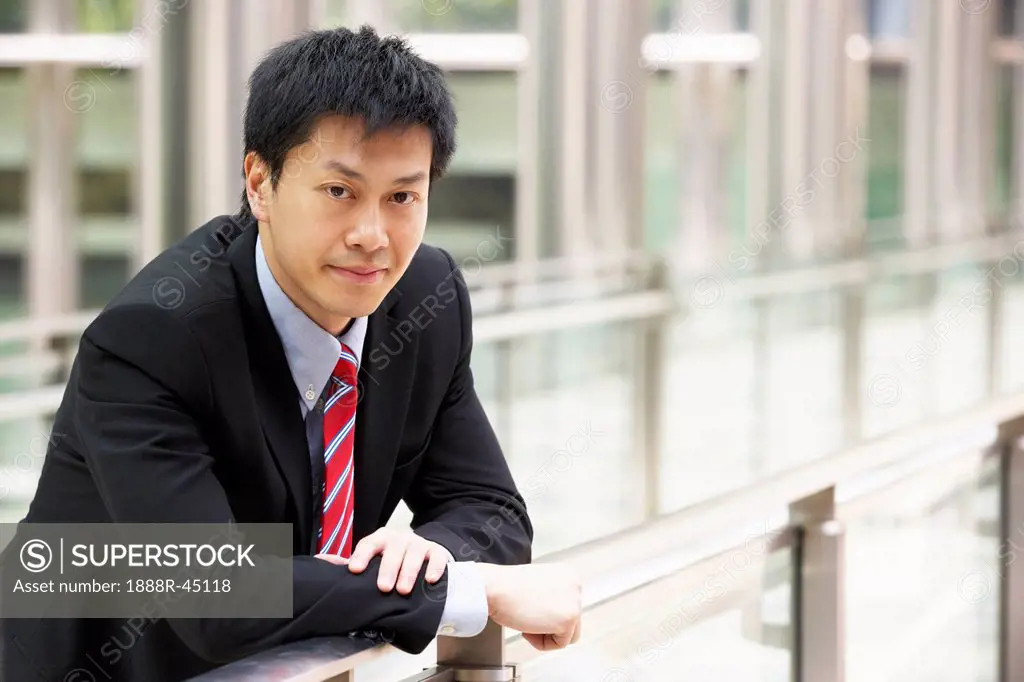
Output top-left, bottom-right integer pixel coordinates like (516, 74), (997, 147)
(392, 216), (426, 259)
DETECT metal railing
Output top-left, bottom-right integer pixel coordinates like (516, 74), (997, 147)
(172, 392), (1024, 681)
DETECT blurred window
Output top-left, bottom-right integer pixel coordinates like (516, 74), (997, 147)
(0, 67), (26, 317)
(75, 0), (136, 32)
(426, 71), (516, 263)
(651, 0), (749, 33)
(75, 67), (135, 307)
(864, 63), (906, 252)
(0, 0), (26, 32)
(1000, 0), (1018, 37)
(388, 0), (518, 32)
(866, 0), (909, 39)
(644, 70), (680, 253)
(644, 68), (748, 256)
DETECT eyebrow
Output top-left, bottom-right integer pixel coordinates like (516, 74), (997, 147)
(323, 160), (427, 186)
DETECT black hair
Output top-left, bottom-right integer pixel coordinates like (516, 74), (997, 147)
(238, 24), (457, 220)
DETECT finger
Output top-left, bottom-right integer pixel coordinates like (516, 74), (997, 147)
(314, 553), (348, 566)
(396, 543), (429, 595)
(424, 547), (448, 584)
(523, 632), (547, 651)
(570, 619), (582, 644)
(376, 538), (410, 593)
(347, 531), (389, 573)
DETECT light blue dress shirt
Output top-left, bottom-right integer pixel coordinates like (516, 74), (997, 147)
(254, 235), (488, 638)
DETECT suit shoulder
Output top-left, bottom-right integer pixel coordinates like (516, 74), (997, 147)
(82, 215), (250, 361)
(100, 214), (247, 320)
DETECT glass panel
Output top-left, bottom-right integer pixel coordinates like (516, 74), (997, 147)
(843, 450), (999, 682)
(427, 72), (516, 263)
(75, 0), (135, 32)
(387, 0), (518, 33)
(763, 290), (844, 471)
(660, 298), (759, 513)
(928, 264), (991, 415)
(861, 272), (931, 437)
(0, 416), (56, 522)
(0, 0), (26, 32)
(865, 63), (906, 254)
(523, 540), (794, 681)
(496, 321), (639, 556)
(75, 67), (135, 307)
(998, 258), (1024, 393)
(0, 67), (26, 319)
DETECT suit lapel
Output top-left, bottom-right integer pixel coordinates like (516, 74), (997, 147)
(353, 297), (418, 543)
(226, 220), (313, 550)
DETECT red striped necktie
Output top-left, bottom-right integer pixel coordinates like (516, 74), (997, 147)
(316, 342), (359, 557)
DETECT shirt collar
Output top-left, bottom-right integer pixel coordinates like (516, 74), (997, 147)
(255, 234), (368, 412)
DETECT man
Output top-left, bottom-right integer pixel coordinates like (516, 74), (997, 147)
(2, 25), (581, 682)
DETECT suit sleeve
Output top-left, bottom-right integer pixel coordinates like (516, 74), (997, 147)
(74, 302), (445, 663)
(404, 253), (534, 566)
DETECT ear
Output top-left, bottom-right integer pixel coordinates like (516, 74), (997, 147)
(243, 151), (272, 221)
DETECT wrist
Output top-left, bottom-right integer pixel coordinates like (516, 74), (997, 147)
(475, 563), (504, 618)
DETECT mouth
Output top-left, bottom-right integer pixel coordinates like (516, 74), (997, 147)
(328, 265), (386, 285)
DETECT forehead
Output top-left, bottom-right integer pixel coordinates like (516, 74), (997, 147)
(296, 115), (433, 172)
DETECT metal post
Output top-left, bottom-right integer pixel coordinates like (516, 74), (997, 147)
(136, 0), (168, 271)
(436, 621), (518, 681)
(997, 416), (1024, 682)
(904, 0), (934, 249)
(26, 0), (77, 341)
(635, 261), (668, 520)
(839, 0), (869, 446)
(791, 487), (845, 682)
(324, 672), (353, 682)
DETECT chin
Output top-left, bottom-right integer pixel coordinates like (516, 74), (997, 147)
(332, 293), (386, 320)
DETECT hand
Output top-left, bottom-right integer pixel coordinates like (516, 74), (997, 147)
(317, 528), (450, 596)
(476, 563), (582, 651)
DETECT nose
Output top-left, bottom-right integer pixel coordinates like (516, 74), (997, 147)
(345, 208), (389, 252)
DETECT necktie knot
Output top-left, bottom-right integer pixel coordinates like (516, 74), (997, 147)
(332, 342), (359, 388)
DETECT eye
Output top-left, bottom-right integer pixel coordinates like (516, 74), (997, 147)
(326, 186), (351, 200)
(391, 191), (415, 205)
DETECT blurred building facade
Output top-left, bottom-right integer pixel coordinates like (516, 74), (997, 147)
(3, 3), (1024, 679)
(0, 0), (1019, 314)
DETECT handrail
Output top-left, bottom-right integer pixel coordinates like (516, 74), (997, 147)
(187, 636), (385, 681)
(536, 391), (1021, 599)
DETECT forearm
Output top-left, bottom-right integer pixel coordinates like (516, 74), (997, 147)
(414, 500), (532, 566)
(175, 555), (445, 662)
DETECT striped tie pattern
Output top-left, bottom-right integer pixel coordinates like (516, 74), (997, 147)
(316, 342), (359, 557)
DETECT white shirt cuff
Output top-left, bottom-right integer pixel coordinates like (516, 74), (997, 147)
(436, 558), (489, 638)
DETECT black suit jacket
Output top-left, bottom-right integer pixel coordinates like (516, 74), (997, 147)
(1, 215), (532, 682)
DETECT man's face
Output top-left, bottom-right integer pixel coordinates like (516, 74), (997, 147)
(246, 115), (432, 334)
